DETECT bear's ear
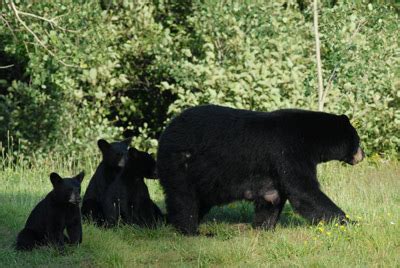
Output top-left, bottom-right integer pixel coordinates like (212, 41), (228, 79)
(340, 114), (350, 121)
(50, 172), (63, 187)
(128, 147), (140, 159)
(122, 137), (132, 147)
(97, 139), (110, 153)
(75, 171), (85, 183)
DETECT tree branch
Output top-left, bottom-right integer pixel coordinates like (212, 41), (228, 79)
(16, 9), (79, 33)
(320, 66), (337, 106)
(8, 1), (78, 68)
(0, 64), (15, 69)
(0, 14), (18, 40)
(320, 20), (367, 107)
(313, 0), (324, 111)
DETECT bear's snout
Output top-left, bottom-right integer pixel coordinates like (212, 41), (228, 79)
(69, 191), (82, 204)
(118, 154), (127, 167)
(351, 147), (364, 165)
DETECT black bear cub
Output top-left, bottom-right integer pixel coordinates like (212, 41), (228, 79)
(16, 172), (84, 251)
(102, 147), (164, 227)
(82, 138), (131, 225)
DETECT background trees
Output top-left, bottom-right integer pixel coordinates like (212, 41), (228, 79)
(0, 0), (398, 157)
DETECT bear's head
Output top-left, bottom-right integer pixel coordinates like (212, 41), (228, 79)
(126, 147), (156, 179)
(97, 138), (132, 168)
(50, 171), (85, 205)
(336, 114), (364, 165)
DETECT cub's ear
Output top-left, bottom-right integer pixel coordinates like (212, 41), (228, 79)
(97, 139), (110, 153)
(340, 114), (350, 121)
(75, 171), (85, 183)
(50, 172), (63, 187)
(122, 137), (132, 147)
(128, 147), (140, 159)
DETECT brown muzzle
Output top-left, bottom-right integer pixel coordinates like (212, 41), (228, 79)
(351, 147), (364, 165)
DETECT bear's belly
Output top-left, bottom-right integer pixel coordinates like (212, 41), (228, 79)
(197, 177), (277, 206)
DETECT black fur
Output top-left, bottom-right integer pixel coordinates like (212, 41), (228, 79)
(157, 105), (364, 235)
(16, 172), (85, 250)
(102, 148), (164, 227)
(81, 138), (131, 225)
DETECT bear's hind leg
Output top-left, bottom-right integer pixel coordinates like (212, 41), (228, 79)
(16, 228), (41, 251)
(165, 181), (199, 235)
(198, 203), (212, 223)
(253, 194), (286, 230)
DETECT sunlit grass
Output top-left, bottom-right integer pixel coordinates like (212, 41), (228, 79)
(0, 156), (398, 267)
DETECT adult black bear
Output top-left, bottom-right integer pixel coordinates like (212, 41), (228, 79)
(157, 105), (364, 235)
(102, 147), (164, 227)
(16, 172), (85, 250)
(82, 138), (131, 226)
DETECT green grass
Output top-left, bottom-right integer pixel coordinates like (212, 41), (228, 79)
(0, 157), (399, 267)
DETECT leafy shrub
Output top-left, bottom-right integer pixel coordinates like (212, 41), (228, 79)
(0, 0), (160, 155)
(0, 0), (398, 158)
(316, 3), (399, 157)
(155, 1), (399, 157)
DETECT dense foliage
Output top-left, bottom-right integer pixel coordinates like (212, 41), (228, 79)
(0, 0), (398, 157)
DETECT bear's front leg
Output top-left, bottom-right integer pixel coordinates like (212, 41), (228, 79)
(252, 195), (287, 230)
(102, 196), (120, 227)
(288, 187), (347, 224)
(66, 216), (82, 244)
(282, 169), (347, 224)
(47, 230), (66, 251)
(151, 202), (165, 224)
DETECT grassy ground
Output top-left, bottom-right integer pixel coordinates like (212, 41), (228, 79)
(0, 156), (399, 267)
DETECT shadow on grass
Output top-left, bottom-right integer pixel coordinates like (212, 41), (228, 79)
(202, 200), (307, 228)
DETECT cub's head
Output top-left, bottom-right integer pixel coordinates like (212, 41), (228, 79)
(97, 137), (132, 168)
(337, 114), (365, 165)
(127, 147), (156, 179)
(50, 171), (84, 205)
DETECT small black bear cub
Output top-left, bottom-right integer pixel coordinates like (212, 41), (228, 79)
(82, 138), (131, 225)
(103, 147), (164, 227)
(16, 171), (84, 251)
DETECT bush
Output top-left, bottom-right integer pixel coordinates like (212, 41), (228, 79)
(0, 0), (162, 155)
(316, 3), (399, 157)
(155, 1), (399, 157)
